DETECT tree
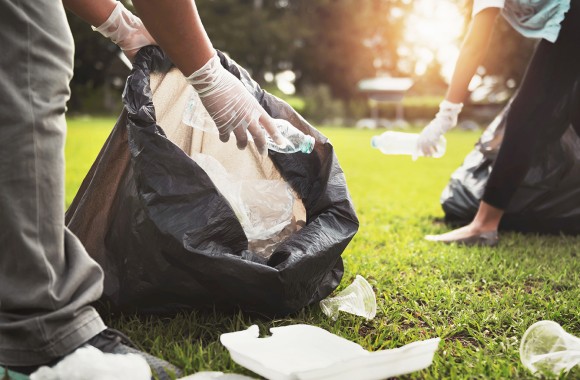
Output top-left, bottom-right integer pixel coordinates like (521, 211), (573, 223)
(291, 0), (412, 100)
(197, 0), (303, 82)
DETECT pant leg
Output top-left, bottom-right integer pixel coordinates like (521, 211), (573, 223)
(482, 2), (580, 209)
(0, 0), (106, 366)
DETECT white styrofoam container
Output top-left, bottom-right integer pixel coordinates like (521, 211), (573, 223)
(220, 324), (440, 380)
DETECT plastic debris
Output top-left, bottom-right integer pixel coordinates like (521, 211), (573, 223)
(220, 324), (440, 380)
(190, 152), (294, 242)
(183, 93), (314, 154)
(319, 275), (377, 320)
(520, 320), (580, 377)
(371, 131), (446, 159)
(30, 346), (151, 380)
(266, 119), (315, 154)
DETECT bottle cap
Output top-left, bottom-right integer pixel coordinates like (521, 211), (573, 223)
(302, 135), (315, 154)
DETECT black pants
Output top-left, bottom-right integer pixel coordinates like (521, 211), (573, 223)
(483, 1), (580, 209)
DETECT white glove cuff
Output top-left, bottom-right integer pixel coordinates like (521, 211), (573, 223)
(440, 100), (463, 111)
(92, 2), (152, 52)
(185, 52), (223, 97)
(436, 100), (463, 133)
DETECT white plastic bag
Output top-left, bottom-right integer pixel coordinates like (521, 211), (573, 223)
(190, 152), (294, 244)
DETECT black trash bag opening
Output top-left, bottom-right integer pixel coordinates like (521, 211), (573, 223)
(441, 79), (580, 235)
(66, 46), (359, 316)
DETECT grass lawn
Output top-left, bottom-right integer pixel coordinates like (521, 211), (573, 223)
(66, 117), (580, 379)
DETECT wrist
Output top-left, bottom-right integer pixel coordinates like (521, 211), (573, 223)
(436, 100), (463, 132)
(186, 51), (223, 96)
(440, 99), (463, 113)
(92, 2), (154, 52)
(92, 2), (124, 41)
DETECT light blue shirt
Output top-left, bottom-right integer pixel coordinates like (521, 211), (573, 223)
(473, 0), (571, 42)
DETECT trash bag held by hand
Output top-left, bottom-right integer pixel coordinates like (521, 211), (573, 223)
(65, 46), (359, 316)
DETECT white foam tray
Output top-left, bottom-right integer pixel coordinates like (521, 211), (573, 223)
(220, 324), (440, 380)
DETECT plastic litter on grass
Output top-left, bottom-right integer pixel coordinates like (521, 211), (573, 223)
(319, 275), (377, 320)
(220, 324), (440, 380)
(520, 320), (580, 377)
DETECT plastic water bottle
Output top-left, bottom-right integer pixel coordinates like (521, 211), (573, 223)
(268, 119), (315, 154)
(371, 131), (446, 158)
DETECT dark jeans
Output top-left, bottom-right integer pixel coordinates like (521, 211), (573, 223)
(483, 1), (580, 209)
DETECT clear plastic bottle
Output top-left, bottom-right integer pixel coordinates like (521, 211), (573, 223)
(268, 119), (315, 154)
(182, 94), (314, 154)
(371, 131), (446, 158)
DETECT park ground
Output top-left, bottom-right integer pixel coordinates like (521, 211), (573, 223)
(66, 117), (580, 379)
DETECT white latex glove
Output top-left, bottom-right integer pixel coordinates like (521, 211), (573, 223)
(186, 53), (284, 153)
(92, 2), (157, 61)
(416, 100), (463, 158)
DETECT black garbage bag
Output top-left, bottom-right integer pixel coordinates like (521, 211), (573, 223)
(66, 46), (359, 316)
(441, 81), (580, 234)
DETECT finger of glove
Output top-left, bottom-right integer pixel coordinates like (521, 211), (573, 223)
(247, 118), (267, 154)
(232, 118), (249, 149)
(259, 112), (285, 146)
(219, 130), (231, 143)
(423, 140), (437, 157)
(416, 136), (432, 157)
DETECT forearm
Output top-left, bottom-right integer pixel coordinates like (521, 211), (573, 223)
(445, 45), (486, 103)
(445, 8), (499, 103)
(131, 0), (215, 76)
(62, 0), (117, 27)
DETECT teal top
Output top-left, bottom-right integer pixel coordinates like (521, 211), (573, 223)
(473, 0), (571, 42)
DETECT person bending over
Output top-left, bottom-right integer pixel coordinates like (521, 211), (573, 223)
(416, 0), (579, 246)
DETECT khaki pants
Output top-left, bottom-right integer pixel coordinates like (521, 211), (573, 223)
(0, 0), (105, 366)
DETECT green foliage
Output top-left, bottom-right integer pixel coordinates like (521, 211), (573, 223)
(300, 84), (346, 124)
(66, 8), (129, 114)
(197, 0), (303, 82)
(67, 1), (537, 113)
(292, 0), (412, 99)
(66, 117), (580, 379)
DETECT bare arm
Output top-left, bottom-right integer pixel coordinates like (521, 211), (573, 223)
(62, 0), (283, 150)
(131, 0), (214, 76)
(445, 8), (500, 103)
(416, 8), (501, 157)
(63, 0), (213, 75)
(62, 0), (117, 28)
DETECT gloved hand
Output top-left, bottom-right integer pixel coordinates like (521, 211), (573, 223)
(415, 100), (463, 159)
(92, 2), (156, 61)
(186, 53), (284, 153)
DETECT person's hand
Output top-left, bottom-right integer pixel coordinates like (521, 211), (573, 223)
(416, 100), (463, 159)
(186, 53), (285, 154)
(92, 2), (156, 62)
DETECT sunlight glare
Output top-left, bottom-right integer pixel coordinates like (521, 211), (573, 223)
(403, 0), (464, 81)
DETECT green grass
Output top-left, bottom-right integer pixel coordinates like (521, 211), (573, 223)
(66, 117), (580, 379)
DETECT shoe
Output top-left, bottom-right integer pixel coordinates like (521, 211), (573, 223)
(4, 328), (183, 379)
(87, 328), (183, 380)
(425, 230), (499, 247)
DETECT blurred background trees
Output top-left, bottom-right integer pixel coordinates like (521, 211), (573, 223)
(66, 0), (536, 124)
